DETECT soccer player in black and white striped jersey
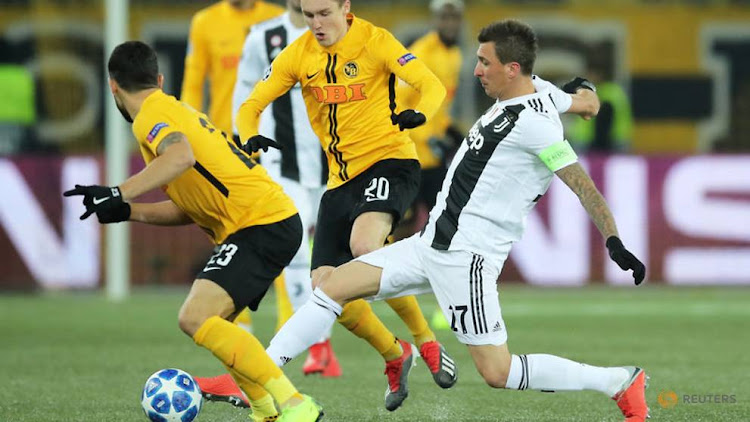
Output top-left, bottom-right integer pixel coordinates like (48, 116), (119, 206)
(265, 19), (650, 421)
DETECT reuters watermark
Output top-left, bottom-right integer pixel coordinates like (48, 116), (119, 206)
(658, 390), (737, 409)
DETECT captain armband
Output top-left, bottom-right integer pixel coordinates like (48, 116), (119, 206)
(538, 140), (578, 172)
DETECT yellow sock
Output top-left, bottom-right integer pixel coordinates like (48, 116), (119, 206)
(249, 393), (278, 421)
(338, 299), (403, 361)
(274, 273), (294, 332)
(225, 370), (278, 419)
(193, 316), (302, 405)
(233, 308), (253, 332)
(386, 296), (436, 347)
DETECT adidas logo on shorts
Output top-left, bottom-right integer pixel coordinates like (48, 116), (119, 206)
(492, 321), (503, 332)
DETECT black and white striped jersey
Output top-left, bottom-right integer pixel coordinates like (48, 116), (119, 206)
(420, 87), (578, 266)
(531, 74), (573, 113)
(232, 13), (327, 187)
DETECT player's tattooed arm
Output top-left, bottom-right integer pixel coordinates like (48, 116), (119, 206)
(555, 163), (619, 239)
(119, 132), (195, 200)
(156, 132), (188, 156)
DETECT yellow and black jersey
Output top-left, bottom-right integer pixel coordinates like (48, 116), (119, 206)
(236, 14), (447, 189)
(181, 0), (284, 135)
(398, 31), (462, 169)
(132, 90), (297, 244)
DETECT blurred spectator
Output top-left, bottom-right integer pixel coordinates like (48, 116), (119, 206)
(180, 0), (283, 136)
(569, 45), (633, 153)
(396, 0), (465, 238)
(0, 64), (36, 155)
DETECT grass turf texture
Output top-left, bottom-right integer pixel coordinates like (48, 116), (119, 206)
(1, 285), (748, 422)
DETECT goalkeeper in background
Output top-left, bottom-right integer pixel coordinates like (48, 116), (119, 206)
(66, 41), (322, 422)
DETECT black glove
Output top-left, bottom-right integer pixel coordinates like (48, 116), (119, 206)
(391, 109), (426, 131)
(606, 236), (646, 285)
(561, 77), (597, 94)
(231, 133), (243, 149)
(94, 202), (131, 224)
(63, 184), (130, 223)
(241, 135), (283, 154)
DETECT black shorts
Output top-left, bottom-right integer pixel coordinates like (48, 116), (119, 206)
(312, 159), (420, 270)
(396, 166), (447, 230)
(196, 214), (302, 312)
(416, 167), (447, 210)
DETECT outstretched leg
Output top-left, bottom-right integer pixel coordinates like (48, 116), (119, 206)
(267, 259), (420, 412)
(468, 343), (649, 421)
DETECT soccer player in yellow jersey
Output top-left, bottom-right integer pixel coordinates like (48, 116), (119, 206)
(64, 41), (321, 422)
(181, 0), (284, 136)
(236, 0), (457, 411)
(181, 0), (292, 352)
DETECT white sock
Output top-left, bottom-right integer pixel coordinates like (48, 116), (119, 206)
(285, 260), (312, 312)
(505, 354), (630, 397)
(266, 288), (342, 366)
(284, 263), (332, 342)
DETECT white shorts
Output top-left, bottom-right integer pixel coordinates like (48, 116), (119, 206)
(356, 235), (509, 346)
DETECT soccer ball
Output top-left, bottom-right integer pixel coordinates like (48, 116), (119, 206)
(141, 368), (203, 422)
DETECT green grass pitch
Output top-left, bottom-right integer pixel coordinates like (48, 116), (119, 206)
(1, 285), (748, 421)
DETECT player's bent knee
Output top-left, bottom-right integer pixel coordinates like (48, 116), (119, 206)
(177, 302), (214, 337)
(476, 364), (509, 389)
(311, 266), (334, 289)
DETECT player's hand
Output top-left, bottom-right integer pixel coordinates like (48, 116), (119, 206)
(63, 184), (130, 223)
(391, 109), (426, 131)
(242, 135), (283, 153)
(231, 133), (243, 149)
(561, 77), (597, 94)
(606, 236), (646, 285)
(94, 201), (131, 224)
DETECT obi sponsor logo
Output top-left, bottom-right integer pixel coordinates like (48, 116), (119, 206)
(147, 122), (168, 143)
(309, 84), (367, 104)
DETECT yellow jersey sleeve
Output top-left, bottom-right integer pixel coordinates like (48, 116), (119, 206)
(394, 32), (462, 169)
(373, 30), (446, 121)
(396, 37), (429, 112)
(133, 112), (181, 157)
(235, 44), (300, 142)
(181, 11), (210, 111)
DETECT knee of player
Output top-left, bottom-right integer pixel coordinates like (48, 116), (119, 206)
(476, 363), (510, 389)
(177, 304), (211, 337)
(317, 278), (349, 306)
(311, 267), (334, 289)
